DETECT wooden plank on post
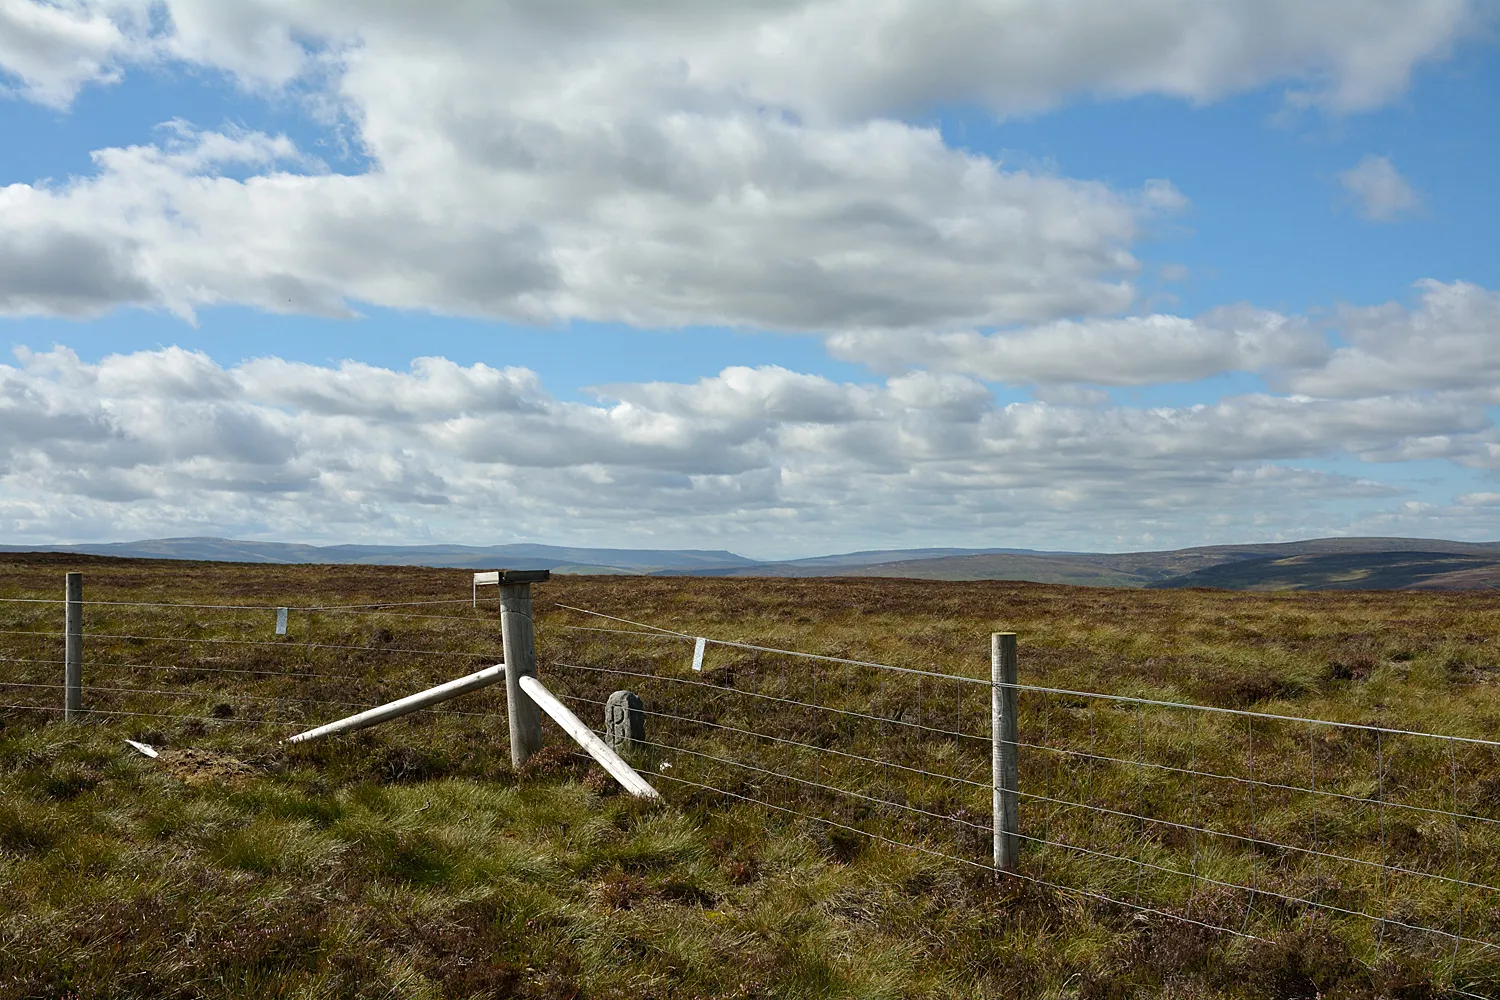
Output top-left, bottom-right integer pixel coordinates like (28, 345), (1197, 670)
(475, 568), (548, 606)
(473, 570), (497, 607)
(993, 631), (1019, 872)
(64, 572), (82, 722)
(499, 569), (548, 768)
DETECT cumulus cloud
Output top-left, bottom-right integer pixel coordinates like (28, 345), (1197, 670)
(0, 224), (152, 316)
(1282, 281), (1500, 398)
(130, 1), (1487, 120)
(0, 114), (1171, 329)
(1459, 492), (1500, 507)
(239, 357), (546, 419)
(0, 3), (1495, 552)
(828, 306), (1329, 385)
(1339, 154), (1422, 221)
(1, 343), (1497, 553)
(824, 279), (1500, 407)
(0, 0), (153, 106)
(0, 0), (1483, 331)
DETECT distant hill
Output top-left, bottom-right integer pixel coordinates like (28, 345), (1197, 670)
(755, 546), (1072, 569)
(2, 535), (1497, 591)
(677, 551), (1155, 586)
(686, 537), (1500, 589)
(0, 537), (755, 574)
(1148, 550), (1500, 592)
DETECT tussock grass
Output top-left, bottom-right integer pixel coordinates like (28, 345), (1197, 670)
(1, 553), (1499, 997)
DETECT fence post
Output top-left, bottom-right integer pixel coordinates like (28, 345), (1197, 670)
(498, 569), (549, 768)
(992, 631), (1018, 872)
(64, 572), (83, 721)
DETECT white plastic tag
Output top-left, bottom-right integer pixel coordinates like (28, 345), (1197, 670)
(691, 636), (706, 671)
(276, 608), (288, 635)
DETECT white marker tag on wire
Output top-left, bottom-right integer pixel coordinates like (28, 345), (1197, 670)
(691, 636), (706, 672)
(276, 608), (288, 635)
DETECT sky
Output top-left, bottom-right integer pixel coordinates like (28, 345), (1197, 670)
(0, 1), (1497, 561)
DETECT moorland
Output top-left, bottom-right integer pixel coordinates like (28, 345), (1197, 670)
(1, 551), (1499, 998)
(5, 534), (1500, 590)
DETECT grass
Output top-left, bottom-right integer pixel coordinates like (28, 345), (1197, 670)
(2, 552), (1500, 997)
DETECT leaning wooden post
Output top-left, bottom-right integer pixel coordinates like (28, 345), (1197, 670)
(520, 677), (659, 799)
(285, 663), (506, 744)
(64, 572), (83, 722)
(498, 569), (549, 768)
(992, 631), (1019, 871)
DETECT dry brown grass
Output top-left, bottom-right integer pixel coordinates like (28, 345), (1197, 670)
(1, 553), (1499, 998)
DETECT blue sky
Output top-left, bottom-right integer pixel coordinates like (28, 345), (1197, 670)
(0, 2), (1497, 558)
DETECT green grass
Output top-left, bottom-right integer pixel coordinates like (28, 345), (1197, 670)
(3, 553), (1500, 997)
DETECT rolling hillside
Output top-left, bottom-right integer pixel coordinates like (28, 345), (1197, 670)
(2, 535), (1498, 590)
(0, 537), (756, 574)
(1150, 550), (1500, 591)
(713, 537), (1500, 589)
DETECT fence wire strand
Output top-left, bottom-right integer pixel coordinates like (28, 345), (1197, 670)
(0, 679), (377, 711)
(0, 702), (304, 727)
(62, 631), (497, 659)
(5, 591), (1497, 999)
(552, 602), (1500, 996)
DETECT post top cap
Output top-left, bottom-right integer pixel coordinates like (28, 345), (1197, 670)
(474, 568), (551, 585)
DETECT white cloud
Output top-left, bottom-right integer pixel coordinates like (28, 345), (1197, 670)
(239, 357), (545, 419)
(1, 344), (1496, 555)
(1338, 154), (1422, 221)
(1281, 280), (1500, 397)
(0, 3), (1495, 553)
(1459, 492), (1500, 507)
(0, 0), (154, 106)
(0, 0), (1483, 332)
(825, 280), (1500, 405)
(0, 116), (1168, 330)
(827, 306), (1328, 385)
(140, 1), (1485, 120)
(705, 0), (1480, 119)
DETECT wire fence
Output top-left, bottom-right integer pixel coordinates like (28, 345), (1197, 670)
(544, 605), (1500, 1000)
(3, 585), (1499, 996)
(0, 590), (508, 734)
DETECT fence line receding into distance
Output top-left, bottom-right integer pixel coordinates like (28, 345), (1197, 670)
(546, 603), (1500, 1000)
(0, 578), (510, 733)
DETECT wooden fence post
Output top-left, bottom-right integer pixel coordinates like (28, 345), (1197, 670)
(498, 569), (549, 768)
(64, 572), (82, 722)
(992, 631), (1019, 871)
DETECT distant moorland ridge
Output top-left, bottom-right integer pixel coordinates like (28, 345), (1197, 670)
(3, 535), (1499, 591)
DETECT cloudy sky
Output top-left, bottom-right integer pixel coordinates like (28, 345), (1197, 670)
(1, 1), (1497, 559)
